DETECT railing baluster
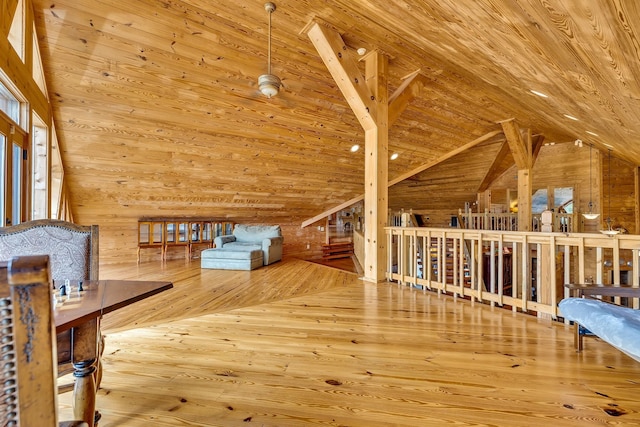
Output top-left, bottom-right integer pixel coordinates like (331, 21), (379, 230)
(384, 226), (638, 318)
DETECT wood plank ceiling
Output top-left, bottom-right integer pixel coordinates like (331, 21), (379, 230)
(30, 1), (640, 242)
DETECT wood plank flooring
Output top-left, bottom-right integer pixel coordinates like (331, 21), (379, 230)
(59, 257), (640, 426)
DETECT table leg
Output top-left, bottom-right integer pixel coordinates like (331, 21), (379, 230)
(71, 318), (100, 427)
(73, 359), (97, 427)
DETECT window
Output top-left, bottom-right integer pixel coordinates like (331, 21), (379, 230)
(0, 134), (5, 222)
(11, 143), (23, 224)
(32, 114), (48, 219)
(531, 189), (548, 214)
(554, 187), (573, 214)
(8, 0), (26, 62)
(0, 82), (21, 125)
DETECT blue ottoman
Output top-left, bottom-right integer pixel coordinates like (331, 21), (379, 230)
(201, 248), (263, 270)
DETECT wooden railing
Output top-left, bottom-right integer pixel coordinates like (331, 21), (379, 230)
(353, 229), (364, 270)
(388, 210), (576, 232)
(385, 227), (640, 319)
(458, 210), (576, 233)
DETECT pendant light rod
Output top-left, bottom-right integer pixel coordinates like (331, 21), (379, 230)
(266, 2), (274, 74)
(258, 2), (281, 98)
(582, 143), (599, 220)
(600, 148), (619, 235)
(608, 148), (612, 221)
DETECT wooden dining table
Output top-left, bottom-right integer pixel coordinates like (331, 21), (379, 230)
(53, 279), (173, 427)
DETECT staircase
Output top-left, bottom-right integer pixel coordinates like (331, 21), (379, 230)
(322, 241), (354, 259)
(426, 238), (472, 287)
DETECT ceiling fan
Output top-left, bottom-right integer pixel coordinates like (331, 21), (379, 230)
(258, 2), (281, 98)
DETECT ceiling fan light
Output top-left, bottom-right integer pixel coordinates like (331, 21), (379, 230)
(258, 73), (281, 98)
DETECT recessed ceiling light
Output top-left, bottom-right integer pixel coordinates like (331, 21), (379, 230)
(586, 131), (599, 136)
(390, 153), (399, 160)
(357, 47), (367, 56)
(530, 90), (548, 98)
(350, 144), (360, 152)
(564, 114), (579, 121)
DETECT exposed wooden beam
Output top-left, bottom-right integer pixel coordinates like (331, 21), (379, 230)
(517, 168), (532, 231)
(304, 20), (389, 282)
(301, 195), (365, 228)
(532, 134), (545, 162)
(477, 140), (512, 192)
(303, 20), (376, 131)
(388, 70), (425, 126)
(499, 119), (531, 169)
(302, 129), (503, 227)
(476, 133), (545, 193)
(389, 129), (503, 186)
(498, 119), (534, 231)
(362, 51), (389, 283)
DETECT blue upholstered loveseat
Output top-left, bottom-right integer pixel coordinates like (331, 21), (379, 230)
(214, 224), (283, 266)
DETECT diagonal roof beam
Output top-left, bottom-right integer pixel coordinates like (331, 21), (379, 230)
(388, 70), (427, 126)
(477, 140), (512, 192)
(303, 20), (376, 130)
(476, 133), (546, 193)
(477, 135), (544, 193)
(388, 129), (503, 186)
(301, 129), (503, 227)
(532, 133), (545, 161)
(498, 118), (531, 169)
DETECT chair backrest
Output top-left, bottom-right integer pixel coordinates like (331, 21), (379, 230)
(0, 220), (98, 282)
(233, 224), (282, 243)
(0, 255), (58, 426)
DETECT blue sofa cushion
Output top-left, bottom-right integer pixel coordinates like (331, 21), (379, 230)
(233, 224), (281, 243)
(222, 242), (261, 251)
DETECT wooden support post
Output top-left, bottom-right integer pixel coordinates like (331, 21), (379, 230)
(304, 20), (388, 282)
(363, 52), (388, 282)
(518, 169), (532, 231)
(499, 119), (533, 231)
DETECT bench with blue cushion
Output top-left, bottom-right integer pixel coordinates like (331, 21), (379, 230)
(560, 284), (640, 362)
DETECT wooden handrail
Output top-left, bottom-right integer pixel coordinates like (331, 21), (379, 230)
(385, 227), (640, 318)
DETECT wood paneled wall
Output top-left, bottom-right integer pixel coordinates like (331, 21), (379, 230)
(16, 0), (640, 263)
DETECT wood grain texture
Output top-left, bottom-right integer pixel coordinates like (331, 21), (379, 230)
(23, 0), (640, 263)
(55, 258), (640, 426)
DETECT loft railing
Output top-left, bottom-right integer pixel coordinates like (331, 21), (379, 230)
(385, 226), (640, 319)
(459, 210), (576, 232)
(389, 210), (576, 232)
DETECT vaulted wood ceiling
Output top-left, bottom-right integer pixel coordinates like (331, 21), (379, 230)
(31, 0), (640, 229)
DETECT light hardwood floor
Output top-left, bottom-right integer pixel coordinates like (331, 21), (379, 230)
(59, 257), (640, 426)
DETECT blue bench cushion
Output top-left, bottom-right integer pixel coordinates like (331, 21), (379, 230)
(559, 298), (640, 362)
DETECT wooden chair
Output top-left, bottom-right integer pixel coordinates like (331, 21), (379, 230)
(0, 219), (99, 282)
(0, 254), (87, 426)
(0, 219), (100, 393)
